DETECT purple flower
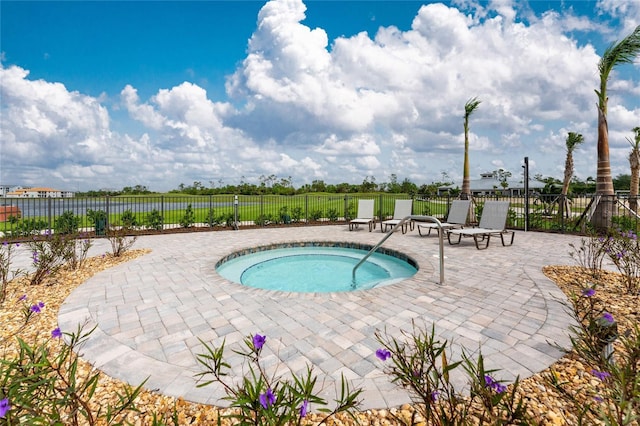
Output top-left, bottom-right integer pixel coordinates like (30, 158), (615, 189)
(581, 288), (595, 297)
(602, 312), (614, 323)
(51, 328), (62, 338)
(484, 374), (506, 393)
(0, 398), (9, 418)
(18, 294), (27, 302)
(299, 399), (309, 417)
(375, 348), (391, 361)
(430, 391), (440, 402)
(253, 334), (266, 350)
(259, 388), (276, 409)
(30, 304), (42, 313)
(591, 369), (611, 381)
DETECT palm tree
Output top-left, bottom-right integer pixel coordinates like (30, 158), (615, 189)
(461, 97), (481, 200)
(591, 25), (640, 230)
(560, 132), (584, 218)
(628, 126), (640, 213)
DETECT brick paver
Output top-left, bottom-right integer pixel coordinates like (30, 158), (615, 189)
(50, 226), (588, 409)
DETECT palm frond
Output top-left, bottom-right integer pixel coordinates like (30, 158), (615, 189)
(464, 97), (481, 118)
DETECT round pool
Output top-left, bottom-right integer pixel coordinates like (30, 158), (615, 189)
(215, 243), (418, 293)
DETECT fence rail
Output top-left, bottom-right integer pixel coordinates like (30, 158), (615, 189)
(1, 193), (638, 238)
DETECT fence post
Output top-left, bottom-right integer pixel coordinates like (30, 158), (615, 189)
(344, 195), (349, 221)
(260, 195), (264, 227)
(106, 195), (110, 231)
(305, 194), (308, 223)
(161, 195), (165, 232)
(379, 193), (384, 231)
(47, 197), (52, 234)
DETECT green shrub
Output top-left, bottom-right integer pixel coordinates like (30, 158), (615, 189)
(309, 210), (322, 221)
(291, 207), (303, 223)
(120, 209), (139, 228)
(179, 204), (195, 228)
(54, 211), (79, 235)
(7, 218), (48, 237)
(196, 333), (362, 425)
(145, 209), (164, 231)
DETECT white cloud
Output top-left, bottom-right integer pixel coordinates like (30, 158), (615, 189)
(1, 0), (639, 191)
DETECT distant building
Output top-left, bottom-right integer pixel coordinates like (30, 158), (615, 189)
(0, 185), (13, 197)
(5, 187), (75, 198)
(438, 172), (545, 196)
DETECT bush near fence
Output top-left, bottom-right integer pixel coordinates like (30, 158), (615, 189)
(1, 194), (638, 239)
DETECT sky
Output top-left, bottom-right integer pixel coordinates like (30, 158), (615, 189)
(1, 0), (639, 193)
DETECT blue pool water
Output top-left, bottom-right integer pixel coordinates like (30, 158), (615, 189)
(216, 246), (417, 292)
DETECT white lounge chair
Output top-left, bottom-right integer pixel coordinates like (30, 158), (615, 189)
(349, 199), (376, 231)
(381, 199), (413, 234)
(447, 200), (514, 249)
(417, 199), (471, 236)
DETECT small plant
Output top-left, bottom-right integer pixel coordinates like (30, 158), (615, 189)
(120, 209), (139, 228)
(145, 209), (164, 231)
(254, 214), (272, 226)
(345, 202), (356, 221)
(54, 210), (80, 235)
(205, 208), (219, 227)
(62, 232), (93, 270)
(107, 226), (137, 257)
(604, 229), (640, 294)
(569, 232), (609, 277)
(26, 233), (70, 285)
(309, 210), (322, 221)
(7, 218), (49, 237)
(0, 312), (149, 424)
(291, 206), (303, 223)
(179, 204), (195, 228)
(375, 322), (531, 425)
(224, 212), (239, 228)
(327, 208), (339, 222)
(0, 242), (23, 305)
(195, 333), (362, 424)
(546, 284), (639, 425)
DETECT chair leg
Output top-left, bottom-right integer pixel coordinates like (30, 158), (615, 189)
(500, 231), (515, 246)
(368, 222), (373, 232)
(473, 234), (491, 250)
(447, 232), (462, 245)
(418, 226), (432, 237)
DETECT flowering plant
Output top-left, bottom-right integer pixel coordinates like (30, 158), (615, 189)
(195, 333), (362, 425)
(375, 322), (530, 425)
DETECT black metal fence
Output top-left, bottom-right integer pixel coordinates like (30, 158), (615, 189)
(1, 193), (638, 238)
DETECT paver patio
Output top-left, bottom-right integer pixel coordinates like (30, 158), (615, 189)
(50, 226), (584, 409)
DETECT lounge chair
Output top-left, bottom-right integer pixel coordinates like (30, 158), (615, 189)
(447, 200), (514, 249)
(417, 199), (470, 236)
(381, 199), (414, 234)
(349, 199), (376, 231)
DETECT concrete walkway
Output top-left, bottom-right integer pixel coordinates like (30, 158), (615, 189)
(53, 226), (583, 410)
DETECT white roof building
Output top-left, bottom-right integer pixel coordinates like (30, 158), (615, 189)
(438, 173), (545, 196)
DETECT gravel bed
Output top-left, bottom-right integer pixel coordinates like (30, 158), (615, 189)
(1, 250), (637, 425)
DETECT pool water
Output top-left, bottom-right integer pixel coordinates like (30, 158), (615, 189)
(216, 246), (417, 292)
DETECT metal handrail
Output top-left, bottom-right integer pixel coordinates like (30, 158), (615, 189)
(351, 215), (445, 287)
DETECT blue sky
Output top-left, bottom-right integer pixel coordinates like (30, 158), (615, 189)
(1, 0), (639, 192)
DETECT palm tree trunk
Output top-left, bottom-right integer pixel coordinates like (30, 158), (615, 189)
(592, 106), (616, 230)
(630, 152), (639, 213)
(560, 155), (573, 219)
